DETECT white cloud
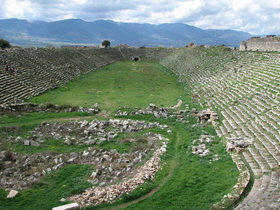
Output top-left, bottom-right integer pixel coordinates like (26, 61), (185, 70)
(0, 0), (279, 34)
(173, 1), (204, 20)
(2, 0), (37, 19)
(73, 0), (87, 4)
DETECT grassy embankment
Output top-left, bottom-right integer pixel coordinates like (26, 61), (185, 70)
(0, 61), (238, 210)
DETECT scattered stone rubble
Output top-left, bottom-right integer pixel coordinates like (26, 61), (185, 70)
(1, 119), (169, 191)
(116, 104), (169, 118)
(191, 135), (213, 157)
(169, 107), (190, 123)
(191, 135), (220, 161)
(116, 103), (190, 123)
(8, 119), (167, 147)
(0, 102), (100, 114)
(68, 141), (168, 207)
(226, 137), (252, 152)
(192, 144), (209, 157)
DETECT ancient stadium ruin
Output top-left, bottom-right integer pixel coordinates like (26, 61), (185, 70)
(0, 46), (279, 210)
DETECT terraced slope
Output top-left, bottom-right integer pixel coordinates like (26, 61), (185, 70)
(162, 48), (280, 209)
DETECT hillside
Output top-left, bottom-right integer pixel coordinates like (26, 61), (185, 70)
(0, 18), (251, 47)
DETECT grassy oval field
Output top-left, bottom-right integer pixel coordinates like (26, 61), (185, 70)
(28, 61), (187, 110)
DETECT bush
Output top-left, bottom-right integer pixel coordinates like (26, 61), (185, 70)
(102, 40), (110, 48)
(0, 39), (11, 49)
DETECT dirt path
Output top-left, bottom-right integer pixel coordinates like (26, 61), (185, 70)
(106, 126), (181, 210)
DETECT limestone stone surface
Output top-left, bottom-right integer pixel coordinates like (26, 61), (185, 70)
(52, 203), (79, 210)
(7, 190), (18, 198)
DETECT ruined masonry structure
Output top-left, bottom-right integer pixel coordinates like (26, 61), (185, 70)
(240, 36), (280, 51)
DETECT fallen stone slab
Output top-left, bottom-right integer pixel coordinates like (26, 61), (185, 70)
(7, 190), (18, 198)
(167, 99), (183, 109)
(52, 203), (79, 210)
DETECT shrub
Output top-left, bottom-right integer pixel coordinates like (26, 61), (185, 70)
(0, 39), (11, 49)
(102, 40), (111, 48)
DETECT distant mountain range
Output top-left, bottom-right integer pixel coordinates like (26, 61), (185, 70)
(0, 18), (252, 47)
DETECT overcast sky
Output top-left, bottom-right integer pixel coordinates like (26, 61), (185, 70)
(0, 0), (279, 34)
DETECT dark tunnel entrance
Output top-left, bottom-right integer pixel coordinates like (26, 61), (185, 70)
(132, 57), (140, 61)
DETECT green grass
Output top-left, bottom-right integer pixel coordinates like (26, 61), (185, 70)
(0, 112), (91, 128)
(28, 61), (187, 110)
(0, 164), (93, 210)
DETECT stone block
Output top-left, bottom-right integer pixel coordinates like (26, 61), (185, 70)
(52, 202), (79, 210)
(7, 190), (18, 198)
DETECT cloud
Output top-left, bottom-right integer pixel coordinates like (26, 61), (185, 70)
(0, 0), (279, 34)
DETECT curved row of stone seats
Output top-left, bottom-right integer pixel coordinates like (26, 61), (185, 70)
(194, 53), (280, 209)
(0, 48), (130, 104)
(161, 49), (280, 209)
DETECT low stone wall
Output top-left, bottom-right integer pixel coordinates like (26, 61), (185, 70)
(68, 142), (168, 207)
(1, 119), (169, 191)
(0, 102), (99, 114)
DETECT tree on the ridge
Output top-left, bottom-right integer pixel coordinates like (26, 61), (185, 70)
(0, 39), (11, 49)
(102, 40), (111, 48)
(188, 42), (194, 47)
